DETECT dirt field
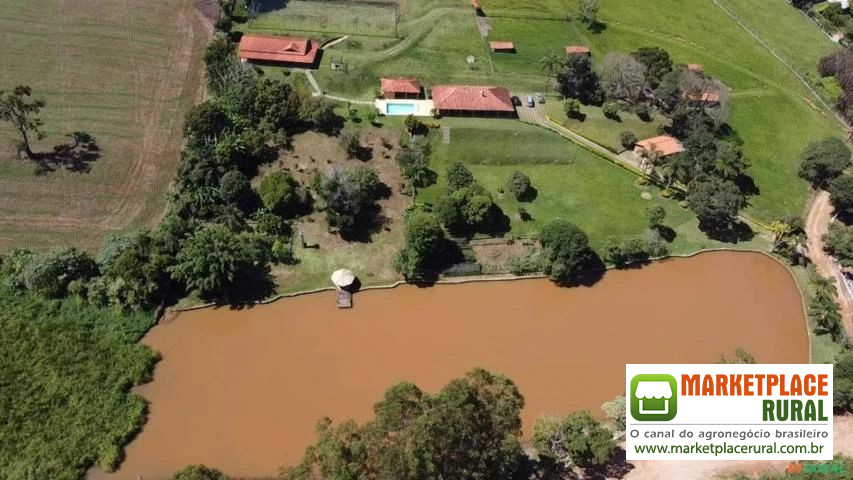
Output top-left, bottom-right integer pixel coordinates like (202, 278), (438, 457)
(0, 0), (214, 252)
(264, 130), (410, 293)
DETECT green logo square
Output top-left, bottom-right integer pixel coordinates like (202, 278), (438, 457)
(630, 374), (678, 421)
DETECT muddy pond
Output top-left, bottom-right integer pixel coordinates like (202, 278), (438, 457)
(91, 251), (808, 479)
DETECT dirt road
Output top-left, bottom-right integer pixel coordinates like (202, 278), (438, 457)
(805, 190), (853, 332)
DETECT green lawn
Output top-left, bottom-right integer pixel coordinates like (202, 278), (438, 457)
(544, 101), (667, 152)
(419, 120), (769, 253)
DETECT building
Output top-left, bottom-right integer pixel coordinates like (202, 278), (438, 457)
(380, 77), (422, 99)
(683, 88), (721, 106)
(490, 41), (515, 52)
(565, 45), (591, 55)
(687, 63), (704, 73)
(238, 34), (319, 67)
(829, 0), (849, 9)
(634, 135), (683, 158)
(431, 85), (516, 117)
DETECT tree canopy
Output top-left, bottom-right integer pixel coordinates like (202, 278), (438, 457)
(395, 210), (448, 281)
(798, 137), (851, 187)
(532, 411), (616, 469)
(0, 85), (46, 158)
(538, 219), (595, 282)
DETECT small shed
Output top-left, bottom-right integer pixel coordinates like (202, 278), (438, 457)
(635, 135), (683, 158)
(687, 63), (704, 73)
(565, 45), (591, 55)
(490, 41), (515, 53)
(472, 0), (482, 12)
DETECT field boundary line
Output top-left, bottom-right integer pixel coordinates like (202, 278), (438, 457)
(708, 0), (846, 127)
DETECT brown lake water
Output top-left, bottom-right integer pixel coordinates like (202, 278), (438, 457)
(91, 251), (808, 480)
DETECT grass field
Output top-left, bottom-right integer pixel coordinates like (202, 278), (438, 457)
(247, 0), (843, 222)
(418, 119), (769, 253)
(0, 0), (212, 252)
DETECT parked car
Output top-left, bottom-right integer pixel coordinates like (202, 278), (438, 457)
(525, 95), (535, 107)
(535, 92), (545, 104)
(511, 95), (521, 106)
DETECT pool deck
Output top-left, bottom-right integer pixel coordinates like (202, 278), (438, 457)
(375, 99), (435, 116)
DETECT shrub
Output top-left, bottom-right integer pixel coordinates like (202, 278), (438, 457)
(258, 171), (308, 218)
(508, 253), (541, 275)
(539, 220), (595, 282)
(22, 248), (98, 299)
(446, 162), (475, 190)
(620, 130), (637, 149)
(506, 170), (532, 200)
(518, 206), (532, 221)
(602, 101), (620, 120)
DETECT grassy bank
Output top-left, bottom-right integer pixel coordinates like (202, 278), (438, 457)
(0, 291), (157, 479)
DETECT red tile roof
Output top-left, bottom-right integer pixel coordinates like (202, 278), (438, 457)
(687, 63), (703, 72)
(381, 77), (421, 95)
(472, 0), (482, 9)
(432, 85), (515, 112)
(684, 89), (721, 103)
(565, 45), (590, 54)
(636, 135), (683, 157)
(238, 34), (318, 65)
(490, 41), (515, 51)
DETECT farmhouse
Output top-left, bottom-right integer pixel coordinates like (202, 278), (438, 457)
(380, 77), (422, 99)
(565, 45), (591, 55)
(635, 135), (683, 158)
(490, 41), (515, 53)
(431, 85), (516, 117)
(238, 34), (319, 67)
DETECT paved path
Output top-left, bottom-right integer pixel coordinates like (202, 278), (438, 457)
(301, 70), (374, 105)
(805, 190), (853, 332)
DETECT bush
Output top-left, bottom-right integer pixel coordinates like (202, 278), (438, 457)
(508, 253), (541, 275)
(506, 170), (532, 200)
(446, 162), (475, 190)
(620, 130), (637, 149)
(258, 171), (308, 218)
(173, 465), (231, 480)
(602, 101), (620, 120)
(518, 206), (532, 221)
(539, 220), (595, 282)
(22, 247), (98, 299)
(563, 98), (582, 119)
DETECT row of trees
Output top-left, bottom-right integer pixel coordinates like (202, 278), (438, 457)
(281, 369), (621, 480)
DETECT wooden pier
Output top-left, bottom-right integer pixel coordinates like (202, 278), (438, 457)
(336, 289), (352, 308)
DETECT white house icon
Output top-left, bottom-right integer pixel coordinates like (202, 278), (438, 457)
(635, 381), (673, 414)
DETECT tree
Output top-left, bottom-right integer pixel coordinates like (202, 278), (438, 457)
(172, 465), (231, 480)
(539, 53), (562, 89)
(556, 54), (599, 103)
(258, 171), (307, 218)
(339, 129), (361, 159)
(620, 130), (637, 149)
(253, 210), (291, 238)
(319, 167), (384, 235)
(219, 170), (254, 211)
(713, 141), (748, 180)
(646, 205), (666, 229)
(686, 177), (745, 233)
(283, 369), (525, 480)
(532, 411), (615, 469)
(578, 0), (599, 27)
(21, 247), (98, 299)
(506, 170), (532, 200)
(600, 52), (647, 104)
(396, 143), (433, 188)
(252, 78), (301, 139)
(798, 137), (851, 187)
(298, 96), (338, 132)
(602, 101), (620, 120)
(601, 394), (626, 432)
(404, 114), (423, 139)
(184, 101), (232, 139)
(395, 211), (447, 280)
(564, 98), (582, 119)
(539, 219), (595, 282)
(808, 271), (844, 342)
(94, 231), (180, 308)
(631, 46), (673, 88)
(169, 225), (270, 302)
(830, 175), (853, 219)
(0, 85), (46, 158)
(824, 222), (853, 267)
(446, 162), (475, 191)
(835, 351), (853, 411)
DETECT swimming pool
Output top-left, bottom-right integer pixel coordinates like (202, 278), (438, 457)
(385, 102), (416, 115)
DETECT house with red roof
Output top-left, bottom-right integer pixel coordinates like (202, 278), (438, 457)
(380, 77), (422, 99)
(634, 135), (683, 158)
(490, 41), (515, 53)
(431, 85), (516, 117)
(565, 45), (591, 55)
(687, 63), (703, 73)
(238, 34), (319, 68)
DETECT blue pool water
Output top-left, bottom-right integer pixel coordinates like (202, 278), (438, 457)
(386, 103), (416, 115)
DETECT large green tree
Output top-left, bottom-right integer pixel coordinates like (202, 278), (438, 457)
(282, 369), (525, 480)
(830, 175), (853, 219)
(538, 219), (595, 282)
(258, 171), (307, 218)
(395, 211), (447, 280)
(0, 85), (46, 158)
(173, 465), (231, 480)
(169, 225), (270, 302)
(532, 411), (616, 469)
(319, 167), (384, 236)
(798, 137), (851, 187)
(686, 177), (745, 234)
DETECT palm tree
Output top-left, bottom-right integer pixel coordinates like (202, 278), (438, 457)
(539, 54), (561, 90)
